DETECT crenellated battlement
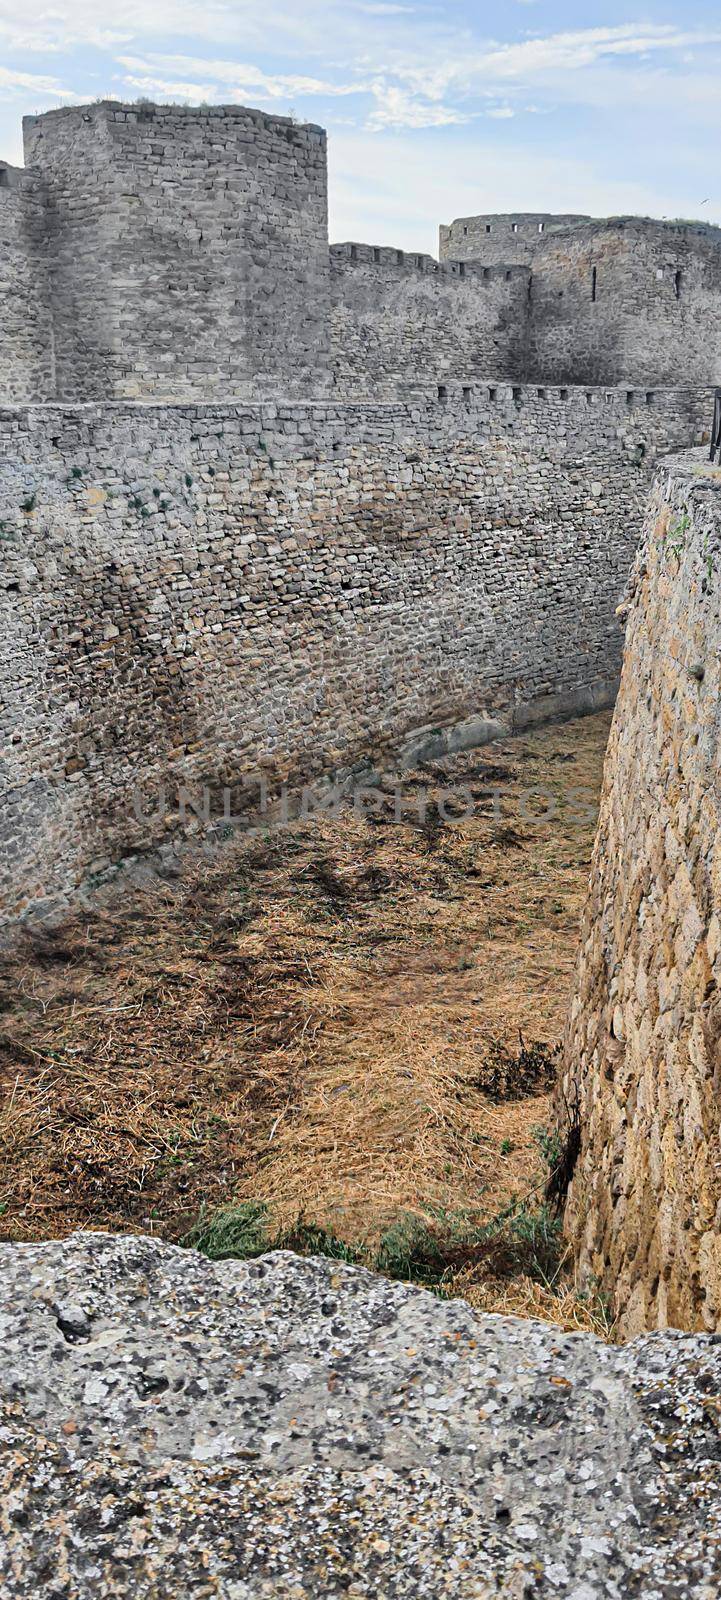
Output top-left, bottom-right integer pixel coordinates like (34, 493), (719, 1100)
(1, 99), (721, 402)
(439, 212), (592, 257)
(440, 210), (721, 263)
(330, 242), (529, 283)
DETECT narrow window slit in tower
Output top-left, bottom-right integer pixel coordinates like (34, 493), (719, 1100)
(591, 266), (597, 302)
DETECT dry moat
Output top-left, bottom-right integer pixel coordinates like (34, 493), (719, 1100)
(0, 712), (611, 1331)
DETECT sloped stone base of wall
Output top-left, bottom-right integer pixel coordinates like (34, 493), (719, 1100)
(0, 388), (709, 923)
(563, 450), (721, 1335)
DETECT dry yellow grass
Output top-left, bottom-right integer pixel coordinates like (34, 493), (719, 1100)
(449, 1265), (617, 1339)
(0, 712), (611, 1328)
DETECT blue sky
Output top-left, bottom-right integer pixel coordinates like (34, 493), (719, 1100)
(2, 2), (721, 251)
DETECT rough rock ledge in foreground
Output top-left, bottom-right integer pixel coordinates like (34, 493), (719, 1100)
(1, 1233), (720, 1597)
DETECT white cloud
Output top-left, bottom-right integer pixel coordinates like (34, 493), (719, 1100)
(0, 65), (74, 98)
(115, 50), (466, 129)
(116, 53), (367, 102)
(118, 74), (218, 101)
(3, 9), (721, 118)
(1, 6), (721, 233)
(0, 0), (418, 54)
(366, 81), (469, 130)
(388, 23), (721, 104)
(476, 23), (721, 76)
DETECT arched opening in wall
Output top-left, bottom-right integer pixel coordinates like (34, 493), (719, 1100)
(0, 168), (9, 189)
(373, 248), (381, 264)
(591, 267), (597, 303)
(675, 270), (682, 300)
(486, 223), (492, 233)
(538, 222), (545, 233)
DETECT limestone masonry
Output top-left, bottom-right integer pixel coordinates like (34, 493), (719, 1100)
(0, 100), (719, 921)
(440, 211), (721, 387)
(19, 102), (330, 402)
(2, 103), (721, 401)
(0, 388), (710, 920)
(564, 453), (721, 1337)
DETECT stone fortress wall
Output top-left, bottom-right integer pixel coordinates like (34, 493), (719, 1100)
(440, 211), (721, 387)
(3, 97), (721, 1341)
(0, 99), (719, 922)
(440, 212), (594, 266)
(0, 161), (54, 404)
(21, 101), (331, 402)
(3, 105), (721, 404)
(329, 246), (531, 396)
(563, 455), (721, 1336)
(0, 385), (710, 920)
